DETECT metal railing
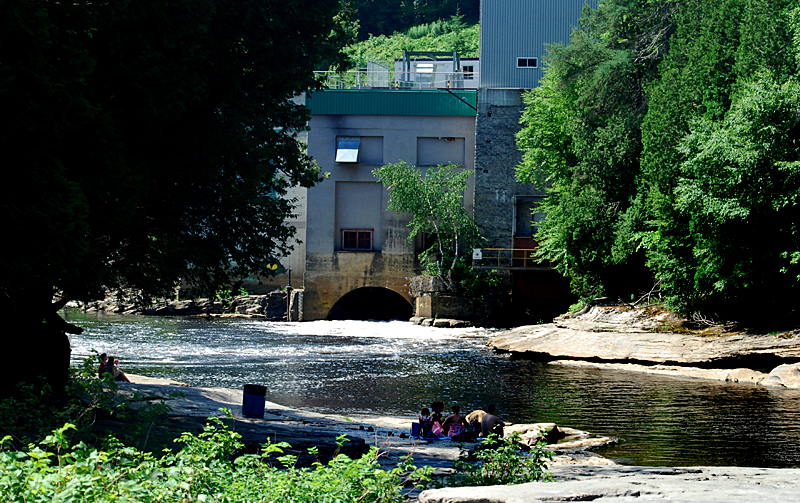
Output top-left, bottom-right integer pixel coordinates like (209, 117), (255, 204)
(313, 70), (480, 90)
(472, 248), (551, 269)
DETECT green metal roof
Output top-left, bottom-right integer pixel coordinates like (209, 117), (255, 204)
(306, 89), (477, 117)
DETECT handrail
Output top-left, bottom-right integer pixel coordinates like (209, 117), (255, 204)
(313, 70), (480, 90)
(472, 248), (551, 269)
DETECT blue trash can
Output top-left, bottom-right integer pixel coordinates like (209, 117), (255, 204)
(242, 384), (267, 418)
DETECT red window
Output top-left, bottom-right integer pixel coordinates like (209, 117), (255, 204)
(341, 229), (374, 251)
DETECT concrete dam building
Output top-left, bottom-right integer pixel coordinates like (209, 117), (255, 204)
(297, 0), (597, 321)
(303, 89), (478, 320)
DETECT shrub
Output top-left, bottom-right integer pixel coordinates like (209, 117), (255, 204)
(0, 354), (172, 451)
(450, 432), (553, 486)
(0, 415), (433, 503)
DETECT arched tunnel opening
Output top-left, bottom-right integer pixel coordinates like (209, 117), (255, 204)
(326, 287), (413, 321)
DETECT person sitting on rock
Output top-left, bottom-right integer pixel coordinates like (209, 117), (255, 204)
(466, 409), (485, 437)
(103, 355), (132, 383)
(419, 407), (434, 438)
(442, 404), (472, 440)
(480, 404), (505, 438)
(97, 353), (108, 378)
(431, 401), (445, 424)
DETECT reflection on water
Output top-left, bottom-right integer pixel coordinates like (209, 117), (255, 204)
(65, 311), (800, 467)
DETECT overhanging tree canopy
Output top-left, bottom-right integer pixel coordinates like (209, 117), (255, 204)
(0, 0), (353, 391)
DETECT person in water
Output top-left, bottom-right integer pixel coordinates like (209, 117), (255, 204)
(103, 355), (132, 382)
(480, 404), (505, 437)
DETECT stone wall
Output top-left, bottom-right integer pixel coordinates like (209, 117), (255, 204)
(409, 275), (474, 320)
(303, 252), (415, 320)
(473, 88), (546, 249)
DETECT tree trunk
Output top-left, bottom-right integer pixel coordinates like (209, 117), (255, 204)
(0, 288), (75, 397)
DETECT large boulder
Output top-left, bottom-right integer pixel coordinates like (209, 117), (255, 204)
(762, 363), (800, 388)
(418, 466), (800, 503)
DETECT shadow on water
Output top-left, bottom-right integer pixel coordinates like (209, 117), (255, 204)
(64, 311), (800, 467)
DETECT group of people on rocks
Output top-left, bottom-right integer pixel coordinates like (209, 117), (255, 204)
(97, 353), (132, 382)
(417, 401), (504, 440)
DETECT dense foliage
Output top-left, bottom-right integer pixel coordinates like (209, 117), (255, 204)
(353, 0), (479, 41)
(345, 15), (479, 70)
(517, 0), (800, 322)
(0, 418), (431, 503)
(373, 162), (481, 277)
(0, 356), (171, 453)
(0, 0), (353, 391)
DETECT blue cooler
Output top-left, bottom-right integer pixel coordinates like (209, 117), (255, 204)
(242, 384), (267, 418)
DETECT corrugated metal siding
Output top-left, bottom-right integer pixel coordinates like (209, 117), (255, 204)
(480, 0), (599, 89)
(306, 89), (477, 116)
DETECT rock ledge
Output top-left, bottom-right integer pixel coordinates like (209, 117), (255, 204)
(489, 305), (800, 387)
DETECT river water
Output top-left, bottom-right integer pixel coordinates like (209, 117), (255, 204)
(64, 311), (800, 468)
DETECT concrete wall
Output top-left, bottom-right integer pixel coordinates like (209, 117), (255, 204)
(304, 112), (477, 320)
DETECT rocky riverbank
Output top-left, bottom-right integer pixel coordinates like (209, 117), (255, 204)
(124, 374), (800, 502)
(70, 290), (298, 320)
(121, 375), (616, 475)
(489, 304), (800, 389)
(418, 465), (800, 502)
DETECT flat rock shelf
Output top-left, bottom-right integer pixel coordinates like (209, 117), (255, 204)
(489, 305), (800, 388)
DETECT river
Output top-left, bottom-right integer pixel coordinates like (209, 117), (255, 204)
(64, 310), (800, 468)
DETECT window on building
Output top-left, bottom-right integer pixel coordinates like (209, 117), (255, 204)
(515, 197), (545, 237)
(463, 65), (474, 80)
(417, 137), (466, 166)
(517, 57), (538, 68)
(335, 137), (360, 163)
(335, 182), (382, 251)
(335, 136), (384, 165)
(341, 229), (374, 251)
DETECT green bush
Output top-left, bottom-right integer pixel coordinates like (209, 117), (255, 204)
(0, 355), (172, 452)
(450, 433), (553, 487)
(0, 415), (433, 503)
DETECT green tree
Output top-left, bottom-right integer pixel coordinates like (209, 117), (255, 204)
(353, 0), (479, 40)
(0, 0), (353, 393)
(670, 75), (800, 318)
(372, 162), (480, 277)
(518, 0), (800, 320)
(516, 0), (676, 298)
(344, 16), (479, 70)
(640, 0), (800, 318)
